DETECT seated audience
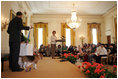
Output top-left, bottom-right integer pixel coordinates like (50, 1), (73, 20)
(39, 44), (46, 56)
(77, 46), (84, 61)
(73, 46), (78, 55)
(95, 44), (107, 63)
(88, 44), (96, 63)
(62, 45), (68, 54)
(45, 44), (51, 57)
(68, 45), (74, 53)
(104, 44), (109, 49)
(109, 44), (117, 64)
(38, 42), (117, 65)
(56, 45), (62, 56)
(82, 46), (86, 53)
(83, 51), (88, 62)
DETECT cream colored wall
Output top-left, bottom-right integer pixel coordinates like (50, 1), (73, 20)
(1, 1), (32, 54)
(31, 15), (105, 46)
(1, 1), (116, 54)
(103, 6), (117, 43)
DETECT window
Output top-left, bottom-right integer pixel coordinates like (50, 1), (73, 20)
(92, 28), (97, 45)
(66, 28), (71, 47)
(38, 28), (43, 48)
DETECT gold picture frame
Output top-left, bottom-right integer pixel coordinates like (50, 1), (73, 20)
(10, 9), (16, 21)
(23, 14), (27, 25)
(22, 13), (28, 35)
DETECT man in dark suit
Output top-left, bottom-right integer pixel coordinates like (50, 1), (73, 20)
(7, 11), (32, 72)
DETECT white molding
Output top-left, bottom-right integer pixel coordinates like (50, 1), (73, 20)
(103, 6), (117, 17)
(32, 14), (103, 19)
(25, 1), (32, 14)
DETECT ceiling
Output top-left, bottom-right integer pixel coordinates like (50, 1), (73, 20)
(26, 1), (117, 15)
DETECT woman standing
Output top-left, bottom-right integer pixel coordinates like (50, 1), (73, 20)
(51, 31), (57, 59)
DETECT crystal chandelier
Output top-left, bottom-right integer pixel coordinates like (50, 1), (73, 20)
(67, 4), (82, 29)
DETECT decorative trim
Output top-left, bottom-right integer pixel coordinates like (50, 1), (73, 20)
(34, 22), (48, 24)
(103, 6), (117, 17)
(32, 14), (103, 19)
(25, 1), (32, 13)
(87, 22), (101, 24)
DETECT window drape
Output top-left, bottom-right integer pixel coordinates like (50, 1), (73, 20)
(34, 23), (48, 48)
(61, 23), (75, 46)
(87, 23), (101, 44)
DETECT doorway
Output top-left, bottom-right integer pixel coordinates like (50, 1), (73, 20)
(107, 35), (111, 44)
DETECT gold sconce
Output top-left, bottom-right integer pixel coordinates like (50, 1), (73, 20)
(1, 16), (9, 31)
(80, 36), (85, 45)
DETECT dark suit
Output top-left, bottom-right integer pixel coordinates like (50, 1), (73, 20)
(7, 17), (29, 70)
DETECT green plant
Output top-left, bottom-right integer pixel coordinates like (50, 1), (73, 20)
(24, 36), (30, 43)
(63, 53), (77, 64)
(67, 56), (77, 64)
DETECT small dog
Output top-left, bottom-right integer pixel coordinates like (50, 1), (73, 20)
(19, 53), (43, 71)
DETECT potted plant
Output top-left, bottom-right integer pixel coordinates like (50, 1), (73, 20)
(77, 61), (117, 78)
(63, 53), (77, 64)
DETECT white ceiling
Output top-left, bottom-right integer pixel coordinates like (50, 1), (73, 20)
(26, 1), (117, 15)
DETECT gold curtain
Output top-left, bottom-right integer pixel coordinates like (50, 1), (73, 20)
(87, 24), (92, 43)
(71, 29), (75, 46)
(61, 23), (75, 46)
(87, 23), (101, 44)
(114, 18), (117, 42)
(34, 23), (48, 48)
(34, 24), (38, 48)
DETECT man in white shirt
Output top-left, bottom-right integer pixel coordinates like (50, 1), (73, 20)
(51, 31), (57, 59)
(95, 44), (107, 63)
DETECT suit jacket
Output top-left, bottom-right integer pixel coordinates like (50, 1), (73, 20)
(7, 17), (30, 42)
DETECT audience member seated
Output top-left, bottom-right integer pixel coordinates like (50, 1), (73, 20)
(68, 45), (74, 53)
(77, 45), (84, 61)
(45, 44), (51, 57)
(113, 53), (117, 65)
(83, 51), (88, 62)
(88, 44), (96, 63)
(62, 45), (68, 54)
(104, 44), (109, 49)
(39, 44), (46, 56)
(73, 46), (78, 55)
(56, 45), (62, 56)
(109, 44), (117, 65)
(82, 46), (86, 53)
(95, 44), (107, 63)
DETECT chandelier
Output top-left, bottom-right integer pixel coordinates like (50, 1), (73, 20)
(67, 4), (82, 29)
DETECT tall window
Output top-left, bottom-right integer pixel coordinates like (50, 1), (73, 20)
(92, 28), (97, 45)
(38, 28), (43, 48)
(66, 28), (71, 47)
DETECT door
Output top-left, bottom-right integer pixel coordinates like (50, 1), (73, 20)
(107, 36), (111, 44)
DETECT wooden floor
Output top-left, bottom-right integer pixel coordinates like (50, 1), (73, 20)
(1, 57), (86, 78)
